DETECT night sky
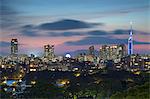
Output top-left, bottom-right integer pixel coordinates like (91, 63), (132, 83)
(0, 0), (150, 56)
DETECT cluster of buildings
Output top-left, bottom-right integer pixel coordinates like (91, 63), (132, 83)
(75, 23), (150, 72)
(0, 24), (150, 76)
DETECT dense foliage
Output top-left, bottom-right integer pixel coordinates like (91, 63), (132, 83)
(1, 70), (149, 99)
(110, 82), (150, 99)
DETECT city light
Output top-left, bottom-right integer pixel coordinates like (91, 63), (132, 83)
(74, 72), (81, 77)
(56, 79), (70, 87)
(65, 54), (71, 58)
(31, 81), (36, 85)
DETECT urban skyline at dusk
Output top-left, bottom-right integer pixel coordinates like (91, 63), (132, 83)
(0, 0), (150, 98)
(1, 0), (150, 56)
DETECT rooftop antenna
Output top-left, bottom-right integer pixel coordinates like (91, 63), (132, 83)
(130, 21), (133, 35)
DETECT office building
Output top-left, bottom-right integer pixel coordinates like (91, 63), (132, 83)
(44, 44), (55, 60)
(89, 46), (95, 56)
(99, 44), (126, 63)
(11, 39), (18, 55)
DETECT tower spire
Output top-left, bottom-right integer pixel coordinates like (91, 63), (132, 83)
(130, 21), (133, 35)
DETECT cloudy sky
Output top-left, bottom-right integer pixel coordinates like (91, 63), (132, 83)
(0, 0), (150, 56)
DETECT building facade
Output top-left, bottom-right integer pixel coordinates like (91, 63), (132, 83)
(99, 44), (126, 63)
(11, 39), (18, 55)
(44, 44), (55, 60)
(89, 46), (95, 56)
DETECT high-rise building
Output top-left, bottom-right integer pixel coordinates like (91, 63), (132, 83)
(11, 39), (18, 55)
(44, 45), (50, 57)
(99, 44), (126, 63)
(89, 46), (95, 56)
(128, 22), (133, 55)
(44, 44), (55, 60)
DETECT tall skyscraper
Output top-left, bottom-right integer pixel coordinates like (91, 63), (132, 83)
(44, 44), (55, 60)
(11, 38), (18, 55)
(44, 45), (50, 57)
(128, 22), (133, 55)
(89, 46), (95, 56)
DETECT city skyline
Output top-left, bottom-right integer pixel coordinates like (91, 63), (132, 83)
(1, 1), (150, 98)
(0, 0), (150, 56)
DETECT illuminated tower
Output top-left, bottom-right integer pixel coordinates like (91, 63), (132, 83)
(11, 38), (18, 55)
(128, 22), (133, 55)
